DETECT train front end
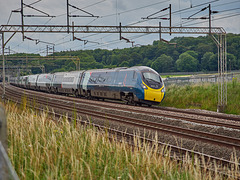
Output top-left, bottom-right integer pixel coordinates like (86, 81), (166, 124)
(139, 67), (165, 105)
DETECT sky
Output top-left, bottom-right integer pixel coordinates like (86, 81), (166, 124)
(0, 0), (240, 55)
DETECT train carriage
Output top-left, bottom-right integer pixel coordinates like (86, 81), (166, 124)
(9, 77), (17, 86)
(36, 74), (53, 92)
(51, 71), (84, 96)
(19, 76), (28, 88)
(28, 74), (39, 90)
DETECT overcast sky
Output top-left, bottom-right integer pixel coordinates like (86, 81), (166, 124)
(0, 0), (240, 55)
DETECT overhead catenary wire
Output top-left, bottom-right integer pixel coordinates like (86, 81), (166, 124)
(5, 0), (209, 51)
(52, 0), (171, 50)
(213, 0), (240, 8)
(101, 0), (170, 18)
(55, 0), (106, 18)
(71, 33), (151, 51)
(66, 9), (240, 51)
(10, 0), (105, 52)
(127, 0), (220, 25)
(178, 12), (240, 27)
(4, 0), (240, 55)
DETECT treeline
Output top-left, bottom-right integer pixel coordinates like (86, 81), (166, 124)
(6, 33), (240, 74)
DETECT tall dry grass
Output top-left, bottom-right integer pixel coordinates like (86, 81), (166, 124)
(5, 102), (239, 179)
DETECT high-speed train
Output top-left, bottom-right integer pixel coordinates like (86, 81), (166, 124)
(11, 66), (165, 106)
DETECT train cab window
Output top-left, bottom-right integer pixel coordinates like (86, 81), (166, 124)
(142, 71), (163, 89)
(143, 72), (161, 83)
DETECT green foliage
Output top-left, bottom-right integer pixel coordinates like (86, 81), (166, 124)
(119, 61), (129, 67)
(201, 52), (214, 71)
(208, 54), (218, 71)
(227, 53), (238, 70)
(161, 81), (240, 115)
(185, 50), (198, 59)
(5, 34), (240, 73)
(151, 54), (174, 73)
(176, 52), (199, 72)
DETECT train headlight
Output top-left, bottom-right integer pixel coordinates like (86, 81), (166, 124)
(141, 84), (148, 89)
(161, 87), (165, 92)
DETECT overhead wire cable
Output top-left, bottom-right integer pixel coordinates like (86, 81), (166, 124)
(180, 12), (240, 27)
(213, 0), (240, 8)
(127, 0), (220, 25)
(101, 0), (170, 18)
(77, 32), (152, 50)
(67, 0), (170, 48)
(6, 11), (13, 25)
(219, 7), (240, 13)
(55, 0), (106, 18)
(13, 0), (42, 11)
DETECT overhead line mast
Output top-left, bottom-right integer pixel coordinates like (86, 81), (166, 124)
(66, 0), (99, 33)
(0, 1), (228, 111)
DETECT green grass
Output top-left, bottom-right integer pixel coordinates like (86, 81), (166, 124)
(161, 78), (240, 115)
(5, 102), (239, 179)
(161, 74), (192, 78)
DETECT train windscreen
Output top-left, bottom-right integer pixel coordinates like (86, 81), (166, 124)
(142, 71), (163, 89)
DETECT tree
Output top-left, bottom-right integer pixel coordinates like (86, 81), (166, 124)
(142, 57), (150, 66)
(118, 54), (130, 65)
(186, 50), (198, 59)
(119, 61), (129, 67)
(195, 43), (213, 58)
(201, 52), (215, 71)
(130, 52), (143, 65)
(151, 54), (174, 73)
(227, 53), (238, 71)
(176, 52), (199, 72)
(6, 34), (240, 73)
(208, 54), (218, 71)
(110, 55), (120, 65)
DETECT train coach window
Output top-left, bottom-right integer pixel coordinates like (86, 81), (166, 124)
(63, 77), (74, 82)
(46, 76), (52, 81)
(89, 77), (97, 83)
(97, 76), (106, 83)
(54, 75), (64, 83)
(116, 71), (136, 86)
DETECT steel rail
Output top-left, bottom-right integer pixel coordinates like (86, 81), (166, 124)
(8, 85), (240, 130)
(154, 106), (240, 122)
(4, 85), (240, 151)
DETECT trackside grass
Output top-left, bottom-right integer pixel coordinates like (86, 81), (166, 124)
(161, 79), (240, 115)
(5, 102), (239, 179)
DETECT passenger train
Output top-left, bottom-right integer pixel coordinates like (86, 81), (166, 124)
(10, 66), (165, 106)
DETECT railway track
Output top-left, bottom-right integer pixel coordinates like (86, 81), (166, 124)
(6, 84), (240, 129)
(1, 84), (240, 177)
(3, 84), (240, 150)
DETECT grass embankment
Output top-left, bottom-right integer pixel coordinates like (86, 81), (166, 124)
(161, 78), (240, 115)
(5, 103), (239, 179)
